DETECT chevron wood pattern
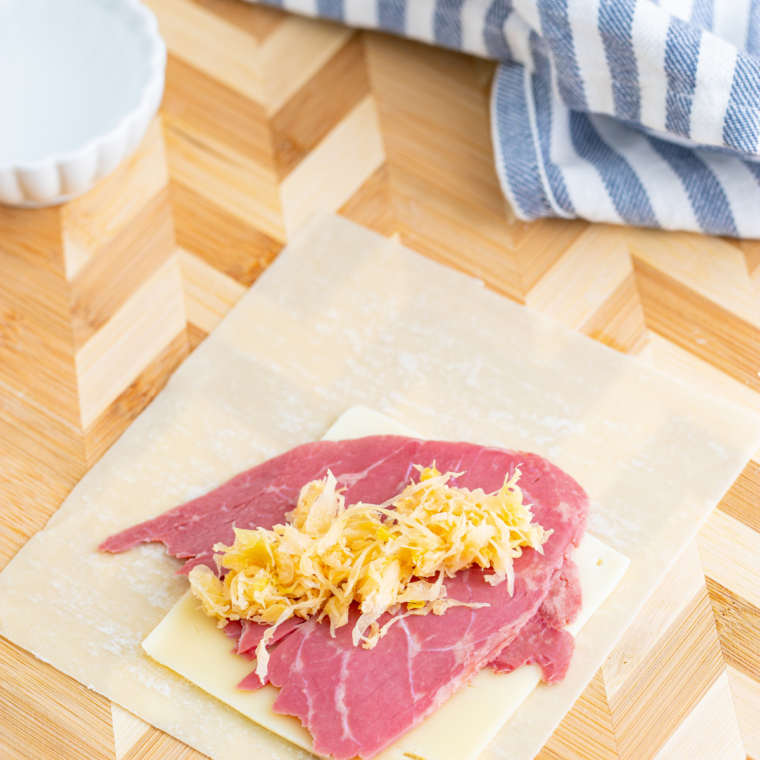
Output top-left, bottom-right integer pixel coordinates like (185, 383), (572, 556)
(0, 2), (758, 759)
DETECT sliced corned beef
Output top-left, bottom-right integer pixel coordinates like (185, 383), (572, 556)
(100, 437), (586, 573)
(220, 618), (305, 662)
(488, 614), (575, 685)
(101, 437), (588, 760)
(538, 556), (583, 628)
(236, 617), (304, 660)
(222, 620), (243, 641)
(489, 557), (581, 684)
(99, 437), (422, 574)
(239, 558), (572, 759)
(234, 445), (587, 760)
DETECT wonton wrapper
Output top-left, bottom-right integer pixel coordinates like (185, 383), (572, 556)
(0, 214), (759, 760)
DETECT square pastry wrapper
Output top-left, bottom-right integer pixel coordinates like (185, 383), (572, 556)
(1, 214), (759, 760)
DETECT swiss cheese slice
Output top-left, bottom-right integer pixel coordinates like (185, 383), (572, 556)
(143, 406), (630, 760)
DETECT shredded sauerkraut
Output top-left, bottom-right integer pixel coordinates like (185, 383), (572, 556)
(189, 465), (551, 682)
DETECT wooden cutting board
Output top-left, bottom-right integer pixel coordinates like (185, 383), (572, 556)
(1, 1), (759, 759)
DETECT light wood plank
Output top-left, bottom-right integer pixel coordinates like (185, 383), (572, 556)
(82, 330), (189, 467)
(144, 0), (264, 103)
(258, 14), (352, 116)
(0, 376), (84, 476)
(280, 95), (385, 236)
(192, 0), (286, 42)
(650, 670), (745, 760)
(171, 180), (282, 286)
(718, 460), (760, 535)
(0, 424), (82, 572)
(164, 121), (285, 241)
(338, 165), (399, 238)
(581, 272), (648, 355)
(121, 725), (208, 760)
(512, 218), (588, 294)
(179, 248), (247, 334)
(726, 665), (760, 760)
(271, 34), (370, 179)
(707, 577), (760, 682)
(632, 254), (760, 393)
(61, 119), (170, 281)
(0, 257), (80, 424)
(75, 256), (186, 429)
(602, 541), (705, 699)
(70, 186), (176, 348)
(537, 670), (619, 760)
(112, 705), (151, 760)
(364, 34), (504, 220)
(606, 585), (724, 760)
(0, 204), (65, 277)
(698, 509), (760, 611)
(525, 225), (633, 329)
(629, 230), (760, 328)
(644, 332), (760, 416)
(390, 165), (524, 301)
(163, 56), (276, 169)
(0, 636), (115, 760)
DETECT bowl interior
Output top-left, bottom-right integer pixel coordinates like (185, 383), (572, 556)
(0, 0), (156, 166)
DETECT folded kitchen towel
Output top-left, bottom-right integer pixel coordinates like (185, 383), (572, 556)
(248, 0), (760, 238)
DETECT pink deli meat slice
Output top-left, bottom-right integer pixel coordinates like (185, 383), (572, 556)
(538, 556), (583, 628)
(489, 558), (581, 684)
(220, 619), (305, 662)
(101, 437), (588, 760)
(489, 615), (574, 685)
(100, 437), (423, 574)
(222, 620), (243, 641)
(100, 437), (586, 573)
(236, 617), (305, 658)
(236, 447), (588, 760)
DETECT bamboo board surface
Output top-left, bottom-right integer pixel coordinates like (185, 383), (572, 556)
(1, 2), (759, 759)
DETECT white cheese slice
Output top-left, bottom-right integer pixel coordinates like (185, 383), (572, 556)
(143, 406), (630, 760)
(320, 405), (423, 440)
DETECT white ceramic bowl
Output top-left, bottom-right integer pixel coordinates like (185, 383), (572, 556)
(0, 0), (166, 207)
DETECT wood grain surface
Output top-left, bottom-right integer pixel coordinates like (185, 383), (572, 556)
(1, 2), (759, 759)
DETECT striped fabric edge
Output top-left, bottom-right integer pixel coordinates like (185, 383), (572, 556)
(270, 0), (514, 58)
(491, 63), (557, 220)
(530, 0), (760, 158)
(267, 0), (760, 159)
(251, 0), (760, 237)
(569, 111), (658, 228)
(647, 135), (740, 235)
(491, 61), (760, 236)
(529, 32), (576, 215)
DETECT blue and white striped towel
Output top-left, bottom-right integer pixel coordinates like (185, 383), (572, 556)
(250, 0), (760, 238)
